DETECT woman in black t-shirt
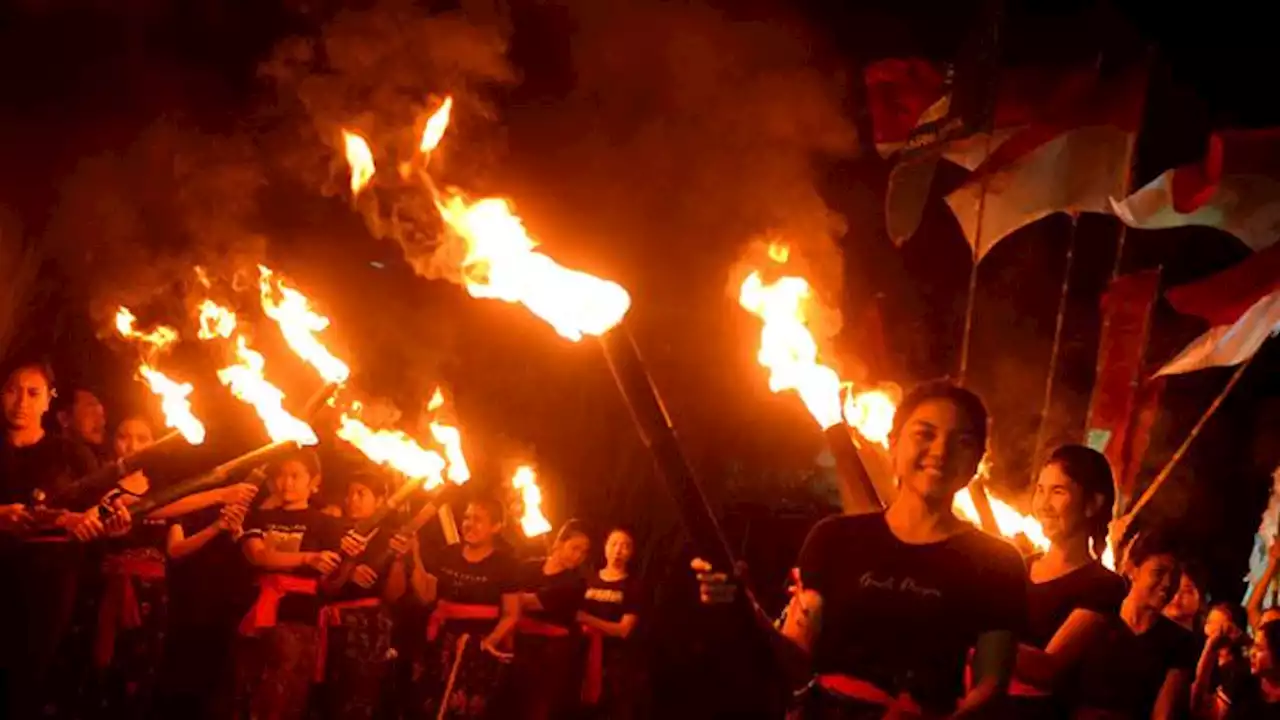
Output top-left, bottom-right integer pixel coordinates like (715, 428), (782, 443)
(410, 496), (520, 720)
(1073, 532), (1197, 719)
(577, 527), (643, 718)
(511, 519), (591, 720)
(1012, 445), (1128, 717)
(1222, 620), (1280, 718)
(696, 380), (1028, 718)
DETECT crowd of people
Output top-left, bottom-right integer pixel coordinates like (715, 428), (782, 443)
(3, 356), (1280, 719)
(0, 359), (643, 720)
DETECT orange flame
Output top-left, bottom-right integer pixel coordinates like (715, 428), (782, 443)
(257, 266), (351, 385)
(342, 130), (375, 195)
(336, 404), (448, 490)
(511, 465), (552, 537)
(425, 388), (469, 485)
(113, 307), (206, 445)
(435, 194), (632, 341)
(842, 387), (897, 448)
(738, 243), (843, 429)
(419, 96), (453, 154)
(196, 300), (318, 446)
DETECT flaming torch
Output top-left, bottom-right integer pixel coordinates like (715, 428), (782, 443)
(511, 465), (552, 538)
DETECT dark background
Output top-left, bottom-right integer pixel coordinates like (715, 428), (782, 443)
(1, 0), (1277, 714)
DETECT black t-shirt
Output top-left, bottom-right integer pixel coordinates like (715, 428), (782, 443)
(1075, 614), (1197, 716)
(0, 434), (99, 510)
(325, 517), (393, 603)
(240, 506), (338, 625)
(796, 513), (1028, 715)
(1024, 558), (1127, 649)
(168, 506), (255, 626)
(581, 573), (642, 624)
(427, 544), (519, 635)
(519, 558), (587, 629)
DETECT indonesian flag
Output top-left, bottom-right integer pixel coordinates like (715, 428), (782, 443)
(1110, 128), (1280, 253)
(944, 67), (1145, 260)
(1155, 241), (1280, 376)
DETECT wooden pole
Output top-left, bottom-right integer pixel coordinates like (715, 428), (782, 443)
(1124, 356), (1256, 520)
(1033, 213), (1080, 464)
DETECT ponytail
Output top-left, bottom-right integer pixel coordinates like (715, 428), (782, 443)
(1044, 444), (1116, 561)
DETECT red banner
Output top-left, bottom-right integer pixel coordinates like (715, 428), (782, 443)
(1084, 269), (1162, 503)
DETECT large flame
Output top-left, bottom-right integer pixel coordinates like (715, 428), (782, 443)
(426, 387), (470, 485)
(342, 130), (375, 196)
(336, 404), (448, 490)
(511, 465), (552, 537)
(435, 194), (632, 341)
(842, 387), (897, 448)
(196, 300), (318, 446)
(113, 307), (206, 445)
(257, 266), (351, 385)
(419, 96), (453, 154)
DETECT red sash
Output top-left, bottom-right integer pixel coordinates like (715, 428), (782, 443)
(427, 600), (500, 641)
(516, 617), (571, 638)
(238, 574), (318, 636)
(580, 625), (606, 705)
(816, 674), (923, 715)
(314, 598), (383, 682)
(93, 553), (166, 668)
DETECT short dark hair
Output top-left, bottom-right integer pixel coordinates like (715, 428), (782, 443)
(1045, 444), (1116, 560)
(271, 447), (322, 480)
(347, 469), (391, 498)
(2, 357), (56, 392)
(555, 519), (590, 545)
(53, 385), (98, 416)
(1128, 530), (1182, 571)
(889, 379), (989, 451)
(466, 493), (505, 526)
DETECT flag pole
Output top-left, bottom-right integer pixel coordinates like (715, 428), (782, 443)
(1032, 213), (1080, 464)
(1123, 355), (1257, 521)
(957, 164), (989, 385)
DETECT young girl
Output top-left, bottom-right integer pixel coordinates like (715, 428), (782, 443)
(1011, 444), (1128, 716)
(235, 449), (342, 720)
(408, 496), (520, 719)
(1073, 532), (1198, 719)
(695, 380), (1028, 718)
(1192, 602), (1250, 718)
(577, 527), (643, 718)
(511, 520), (592, 719)
(1224, 620), (1280, 718)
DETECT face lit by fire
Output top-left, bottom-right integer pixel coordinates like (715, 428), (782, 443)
(462, 502), (502, 547)
(114, 417), (155, 458)
(1204, 606), (1242, 645)
(604, 530), (634, 569)
(1032, 462), (1101, 545)
(1128, 553), (1181, 612)
(1252, 627), (1277, 677)
(344, 481), (380, 521)
(63, 389), (106, 446)
(889, 399), (982, 506)
(1165, 573), (1203, 623)
(555, 533), (591, 571)
(3, 366), (51, 433)
(272, 460), (318, 507)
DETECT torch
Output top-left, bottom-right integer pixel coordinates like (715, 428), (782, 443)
(125, 439), (301, 519)
(54, 430), (186, 506)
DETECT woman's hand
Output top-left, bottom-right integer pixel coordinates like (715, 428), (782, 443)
(352, 564), (379, 589)
(306, 550), (342, 575)
(221, 483), (259, 508)
(388, 532), (413, 558)
(691, 557), (738, 605)
(0, 503), (32, 534)
(103, 500), (132, 537)
(218, 502), (247, 534)
(340, 530), (373, 558)
(68, 511), (107, 542)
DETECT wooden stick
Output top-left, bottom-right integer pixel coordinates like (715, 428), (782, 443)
(439, 504), (460, 545)
(1124, 357), (1256, 520)
(437, 634), (470, 720)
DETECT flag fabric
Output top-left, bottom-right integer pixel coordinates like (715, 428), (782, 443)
(865, 58), (948, 155)
(1110, 128), (1280, 253)
(944, 68), (1144, 260)
(1084, 269), (1162, 496)
(1155, 241), (1280, 375)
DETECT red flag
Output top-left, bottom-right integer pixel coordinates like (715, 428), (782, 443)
(864, 58), (947, 151)
(1111, 128), (1280, 253)
(1155, 242), (1280, 375)
(1084, 269), (1162, 495)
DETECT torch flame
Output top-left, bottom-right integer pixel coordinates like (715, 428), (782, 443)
(511, 465), (552, 537)
(342, 130), (375, 195)
(435, 194), (632, 342)
(425, 388), (470, 485)
(336, 405), (448, 490)
(257, 266), (351, 385)
(197, 300), (237, 340)
(218, 337), (319, 446)
(842, 387), (897, 448)
(419, 96), (453, 154)
(738, 250), (843, 429)
(114, 307), (206, 445)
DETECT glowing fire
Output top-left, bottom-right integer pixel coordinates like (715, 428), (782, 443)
(257, 266), (351, 385)
(843, 387), (897, 447)
(425, 387), (470, 485)
(113, 307), (206, 445)
(511, 465), (552, 537)
(435, 195), (632, 341)
(196, 300), (318, 446)
(342, 130), (375, 195)
(419, 96), (453, 154)
(336, 404), (448, 490)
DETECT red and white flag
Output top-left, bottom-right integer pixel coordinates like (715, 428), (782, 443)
(1155, 241), (1280, 376)
(1110, 128), (1280, 253)
(944, 68), (1145, 260)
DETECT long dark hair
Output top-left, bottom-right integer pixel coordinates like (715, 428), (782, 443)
(1044, 444), (1115, 560)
